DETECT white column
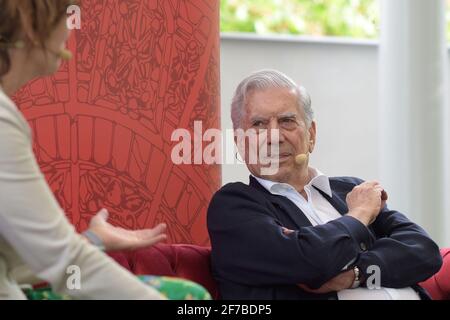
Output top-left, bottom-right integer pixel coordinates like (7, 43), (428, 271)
(379, 0), (450, 246)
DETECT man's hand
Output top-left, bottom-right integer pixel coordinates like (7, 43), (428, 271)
(346, 181), (387, 226)
(86, 209), (167, 251)
(298, 269), (355, 294)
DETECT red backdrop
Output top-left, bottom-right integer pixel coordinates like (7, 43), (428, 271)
(13, 0), (221, 246)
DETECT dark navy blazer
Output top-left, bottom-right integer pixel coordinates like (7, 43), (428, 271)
(207, 176), (442, 300)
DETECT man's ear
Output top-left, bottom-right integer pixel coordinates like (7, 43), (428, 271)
(233, 129), (244, 161)
(308, 121), (316, 153)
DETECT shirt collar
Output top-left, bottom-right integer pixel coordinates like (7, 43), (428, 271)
(252, 167), (333, 197)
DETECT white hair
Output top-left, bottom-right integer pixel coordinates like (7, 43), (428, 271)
(230, 69), (313, 129)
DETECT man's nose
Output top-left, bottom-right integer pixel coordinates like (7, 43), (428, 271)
(267, 118), (279, 131)
(267, 120), (285, 145)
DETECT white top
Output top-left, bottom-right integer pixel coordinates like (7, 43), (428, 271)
(253, 169), (420, 300)
(0, 87), (163, 299)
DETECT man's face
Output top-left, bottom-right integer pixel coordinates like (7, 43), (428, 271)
(237, 87), (316, 182)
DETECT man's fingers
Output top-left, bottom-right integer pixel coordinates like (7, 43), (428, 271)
(360, 180), (380, 187)
(298, 283), (330, 294)
(297, 283), (316, 292)
(373, 187), (388, 201)
(356, 182), (387, 198)
(281, 227), (295, 235)
(359, 181), (385, 191)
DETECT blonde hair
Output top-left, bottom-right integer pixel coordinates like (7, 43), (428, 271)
(0, 0), (76, 77)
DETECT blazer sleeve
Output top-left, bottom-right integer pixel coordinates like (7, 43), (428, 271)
(355, 206), (442, 288)
(207, 183), (374, 289)
(334, 177), (443, 288)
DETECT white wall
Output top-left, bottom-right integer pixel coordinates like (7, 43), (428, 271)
(220, 33), (379, 185)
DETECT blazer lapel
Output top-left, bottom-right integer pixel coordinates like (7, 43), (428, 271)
(315, 185), (377, 239)
(313, 186), (349, 216)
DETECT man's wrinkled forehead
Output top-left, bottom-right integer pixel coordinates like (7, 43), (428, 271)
(243, 88), (303, 120)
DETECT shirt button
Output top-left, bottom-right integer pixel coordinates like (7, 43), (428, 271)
(360, 242), (367, 251)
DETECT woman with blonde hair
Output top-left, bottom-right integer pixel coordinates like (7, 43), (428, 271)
(0, 0), (175, 300)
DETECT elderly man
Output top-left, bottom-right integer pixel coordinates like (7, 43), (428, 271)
(207, 69), (442, 300)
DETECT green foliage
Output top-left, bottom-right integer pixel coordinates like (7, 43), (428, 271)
(221, 0), (450, 40)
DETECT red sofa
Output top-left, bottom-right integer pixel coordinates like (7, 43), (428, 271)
(108, 244), (219, 299)
(109, 245), (450, 300)
(419, 248), (450, 300)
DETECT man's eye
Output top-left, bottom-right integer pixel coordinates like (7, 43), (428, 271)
(253, 121), (264, 127)
(279, 118), (298, 130)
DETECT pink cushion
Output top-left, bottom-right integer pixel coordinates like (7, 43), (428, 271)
(419, 248), (450, 300)
(108, 244), (219, 299)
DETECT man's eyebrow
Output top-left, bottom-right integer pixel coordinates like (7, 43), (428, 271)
(277, 112), (298, 119)
(249, 115), (268, 122)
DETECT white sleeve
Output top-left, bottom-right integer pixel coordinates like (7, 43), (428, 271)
(0, 103), (163, 300)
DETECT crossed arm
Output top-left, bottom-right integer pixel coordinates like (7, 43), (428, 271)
(207, 181), (442, 292)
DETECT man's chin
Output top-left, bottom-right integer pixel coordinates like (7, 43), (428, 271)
(258, 166), (290, 180)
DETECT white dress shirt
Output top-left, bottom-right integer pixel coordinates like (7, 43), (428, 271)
(253, 168), (420, 300)
(254, 168), (341, 226)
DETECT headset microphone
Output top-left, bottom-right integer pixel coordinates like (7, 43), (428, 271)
(294, 153), (309, 165)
